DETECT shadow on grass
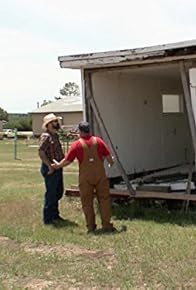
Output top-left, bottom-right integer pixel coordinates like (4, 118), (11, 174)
(52, 218), (79, 228)
(88, 226), (127, 236)
(111, 200), (196, 226)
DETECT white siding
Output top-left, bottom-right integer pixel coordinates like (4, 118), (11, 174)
(91, 68), (192, 177)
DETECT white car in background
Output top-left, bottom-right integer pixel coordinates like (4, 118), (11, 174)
(3, 129), (15, 138)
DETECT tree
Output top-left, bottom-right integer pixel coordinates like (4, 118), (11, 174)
(54, 96), (61, 100)
(5, 114), (32, 131)
(0, 107), (8, 121)
(60, 82), (80, 97)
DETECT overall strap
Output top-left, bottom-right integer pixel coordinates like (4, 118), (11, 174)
(78, 138), (88, 149)
(78, 137), (98, 164)
(78, 136), (97, 149)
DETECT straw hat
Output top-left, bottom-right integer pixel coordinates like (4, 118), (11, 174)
(42, 113), (62, 130)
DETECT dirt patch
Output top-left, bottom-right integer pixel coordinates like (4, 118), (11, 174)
(0, 235), (18, 247)
(1, 278), (56, 290)
(2, 278), (106, 289)
(0, 236), (115, 263)
(0, 235), (10, 242)
(24, 279), (54, 289)
(0, 235), (19, 251)
(0, 236), (114, 260)
(24, 244), (114, 259)
(23, 243), (117, 270)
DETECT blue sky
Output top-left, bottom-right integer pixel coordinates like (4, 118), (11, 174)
(1, 0), (196, 113)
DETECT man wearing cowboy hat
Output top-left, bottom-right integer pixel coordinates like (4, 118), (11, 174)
(38, 113), (64, 225)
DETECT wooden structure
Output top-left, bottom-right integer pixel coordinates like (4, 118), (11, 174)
(65, 188), (196, 201)
(58, 40), (196, 202)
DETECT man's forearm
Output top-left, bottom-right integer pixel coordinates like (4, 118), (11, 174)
(52, 158), (72, 169)
(59, 158), (71, 168)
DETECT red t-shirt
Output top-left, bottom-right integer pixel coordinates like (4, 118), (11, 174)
(65, 135), (111, 163)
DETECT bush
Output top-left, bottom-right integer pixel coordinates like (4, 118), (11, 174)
(5, 114), (32, 131)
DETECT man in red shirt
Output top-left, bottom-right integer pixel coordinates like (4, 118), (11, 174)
(52, 121), (116, 233)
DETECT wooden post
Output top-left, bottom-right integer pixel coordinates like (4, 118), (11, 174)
(180, 62), (196, 209)
(81, 69), (87, 122)
(180, 62), (196, 157)
(87, 97), (94, 134)
(14, 128), (17, 160)
(181, 148), (194, 212)
(85, 71), (135, 196)
(185, 161), (194, 212)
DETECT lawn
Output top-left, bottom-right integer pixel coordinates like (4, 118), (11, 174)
(0, 139), (196, 289)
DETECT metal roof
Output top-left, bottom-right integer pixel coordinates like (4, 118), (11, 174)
(32, 96), (82, 113)
(58, 39), (196, 69)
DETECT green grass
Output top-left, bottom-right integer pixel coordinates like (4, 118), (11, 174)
(0, 139), (196, 289)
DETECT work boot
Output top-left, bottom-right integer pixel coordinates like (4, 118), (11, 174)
(87, 225), (97, 234)
(53, 216), (65, 222)
(102, 226), (117, 233)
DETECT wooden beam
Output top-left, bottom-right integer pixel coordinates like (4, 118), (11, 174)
(60, 53), (196, 70)
(84, 72), (135, 196)
(180, 63), (196, 208)
(136, 185), (171, 192)
(65, 188), (196, 201)
(180, 62), (196, 158)
(86, 59), (196, 74)
(184, 158), (194, 211)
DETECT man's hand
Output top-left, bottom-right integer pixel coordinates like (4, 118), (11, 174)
(47, 166), (54, 175)
(51, 159), (60, 170)
(106, 155), (114, 167)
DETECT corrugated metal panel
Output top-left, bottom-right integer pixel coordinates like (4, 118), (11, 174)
(58, 39), (196, 69)
(31, 97), (83, 113)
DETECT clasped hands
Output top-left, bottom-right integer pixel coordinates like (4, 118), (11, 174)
(47, 159), (60, 175)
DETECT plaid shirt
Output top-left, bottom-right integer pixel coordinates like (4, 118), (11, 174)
(39, 132), (64, 162)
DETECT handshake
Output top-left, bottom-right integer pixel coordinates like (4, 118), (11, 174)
(46, 160), (60, 176)
(51, 159), (60, 170)
(48, 155), (114, 176)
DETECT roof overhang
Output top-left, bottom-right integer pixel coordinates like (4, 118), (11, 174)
(58, 39), (196, 70)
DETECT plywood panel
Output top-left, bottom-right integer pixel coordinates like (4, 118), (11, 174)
(91, 67), (191, 177)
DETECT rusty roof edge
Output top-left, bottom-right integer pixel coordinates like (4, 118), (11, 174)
(59, 53), (196, 70)
(59, 51), (165, 69)
(58, 39), (196, 63)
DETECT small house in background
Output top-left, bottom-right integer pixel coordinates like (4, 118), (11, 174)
(31, 96), (83, 136)
(58, 39), (196, 201)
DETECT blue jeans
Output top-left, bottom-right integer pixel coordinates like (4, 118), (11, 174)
(41, 163), (64, 224)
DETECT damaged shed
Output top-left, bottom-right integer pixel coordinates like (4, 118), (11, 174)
(58, 40), (196, 202)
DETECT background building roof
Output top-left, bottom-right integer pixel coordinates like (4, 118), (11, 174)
(32, 96), (83, 113)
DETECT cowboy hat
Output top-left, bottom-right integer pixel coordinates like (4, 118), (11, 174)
(42, 113), (62, 130)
